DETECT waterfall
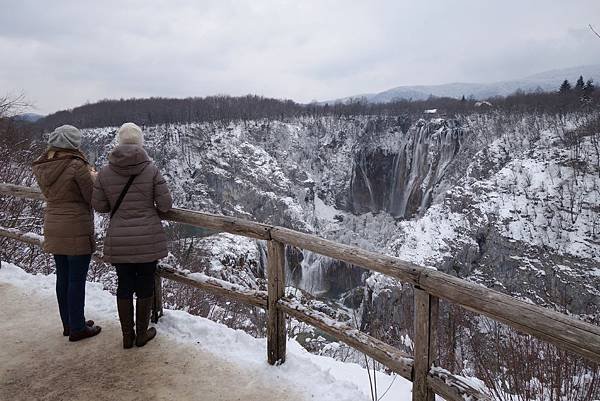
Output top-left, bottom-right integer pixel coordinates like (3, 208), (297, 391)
(357, 154), (377, 212)
(288, 250), (366, 297)
(297, 251), (329, 294)
(350, 118), (463, 219)
(396, 124), (428, 218)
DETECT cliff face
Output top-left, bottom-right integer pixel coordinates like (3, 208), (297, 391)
(76, 112), (600, 319)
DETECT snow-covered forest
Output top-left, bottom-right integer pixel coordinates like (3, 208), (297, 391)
(1, 92), (600, 400)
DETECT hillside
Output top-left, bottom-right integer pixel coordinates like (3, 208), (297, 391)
(330, 64), (600, 103)
(50, 112), (596, 328)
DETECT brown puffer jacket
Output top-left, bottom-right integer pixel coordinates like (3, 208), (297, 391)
(92, 145), (173, 263)
(32, 148), (95, 255)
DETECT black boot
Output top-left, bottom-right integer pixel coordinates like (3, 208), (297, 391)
(69, 324), (101, 342)
(117, 298), (136, 349)
(63, 320), (95, 337)
(135, 297), (156, 347)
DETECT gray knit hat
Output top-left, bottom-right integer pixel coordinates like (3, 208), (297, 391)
(48, 125), (82, 150)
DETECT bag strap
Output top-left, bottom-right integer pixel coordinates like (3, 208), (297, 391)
(110, 175), (137, 219)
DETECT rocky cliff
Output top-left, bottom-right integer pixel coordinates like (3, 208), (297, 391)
(76, 113), (599, 321)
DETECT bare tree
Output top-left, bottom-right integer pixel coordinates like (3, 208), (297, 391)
(0, 93), (29, 118)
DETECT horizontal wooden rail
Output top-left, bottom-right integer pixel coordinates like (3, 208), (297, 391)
(157, 265), (268, 309)
(0, 226), (44, 246)
(288, 301), (487, 400)
(278, 297), (414, 380)
(159, 208), (272, 240)
(428, 368), (490, 401)
(419, 270), (600, 363)
(0, 224), (267, 308)
(0, 182), (45, 200)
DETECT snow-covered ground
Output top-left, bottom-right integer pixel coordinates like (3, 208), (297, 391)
(0, 262), (414, 401)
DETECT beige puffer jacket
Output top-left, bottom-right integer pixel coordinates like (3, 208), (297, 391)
(32, 148), (95, 255)
(92, 145), (172, 263)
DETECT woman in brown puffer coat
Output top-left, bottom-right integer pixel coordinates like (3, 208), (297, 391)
(92, 122), (172, 349)
(32, 125), (102, 341)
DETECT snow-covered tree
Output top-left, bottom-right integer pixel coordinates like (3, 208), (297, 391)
(559, 79), (572, 94)
(575, 75), (586, 92)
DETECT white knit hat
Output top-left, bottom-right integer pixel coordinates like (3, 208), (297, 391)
(117, 122), (143, 145)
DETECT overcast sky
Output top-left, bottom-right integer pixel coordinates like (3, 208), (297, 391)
(1, 0), (599, 115)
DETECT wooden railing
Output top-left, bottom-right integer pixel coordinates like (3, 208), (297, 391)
(2, 182), (600, 401)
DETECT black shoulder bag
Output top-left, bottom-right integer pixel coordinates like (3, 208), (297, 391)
(110, 175), (137, 219)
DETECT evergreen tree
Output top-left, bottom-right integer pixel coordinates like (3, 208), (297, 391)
(583, 79), (595, 99)
(559, 79), (572, 94)
(575, 75), (585, 91)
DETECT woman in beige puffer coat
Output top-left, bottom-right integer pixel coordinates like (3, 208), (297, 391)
(92, 122), (172, 348)
(32, 125), (102, 341)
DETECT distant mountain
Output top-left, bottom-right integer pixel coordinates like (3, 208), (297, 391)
(13, 113), (44, 122)
(328, 64), (600, 103)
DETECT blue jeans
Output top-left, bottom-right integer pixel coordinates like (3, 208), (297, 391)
(54, 254), (91, 332)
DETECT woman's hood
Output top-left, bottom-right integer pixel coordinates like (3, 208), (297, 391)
(108, 145), (151, 176)
(32, 148), (88, 188)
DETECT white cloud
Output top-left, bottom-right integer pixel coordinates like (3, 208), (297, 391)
(1, 0), (599, 114)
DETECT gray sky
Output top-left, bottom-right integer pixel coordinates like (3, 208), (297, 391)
(1, 0), (599, 114)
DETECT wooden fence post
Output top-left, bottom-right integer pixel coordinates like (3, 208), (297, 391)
(267, 240), (286, 365)
(152, 272), (163, 323)
(413, 287), (439, 401)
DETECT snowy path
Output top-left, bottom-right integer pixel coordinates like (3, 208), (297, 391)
(0, 282), (303, 401)
(0, 263), (413, 401)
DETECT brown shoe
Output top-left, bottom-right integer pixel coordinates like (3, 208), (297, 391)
(117, 298), (136, 349)
(69, 324), (101, 342)
(135, 297), (156, 347)
(63, 320), (95, 337)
